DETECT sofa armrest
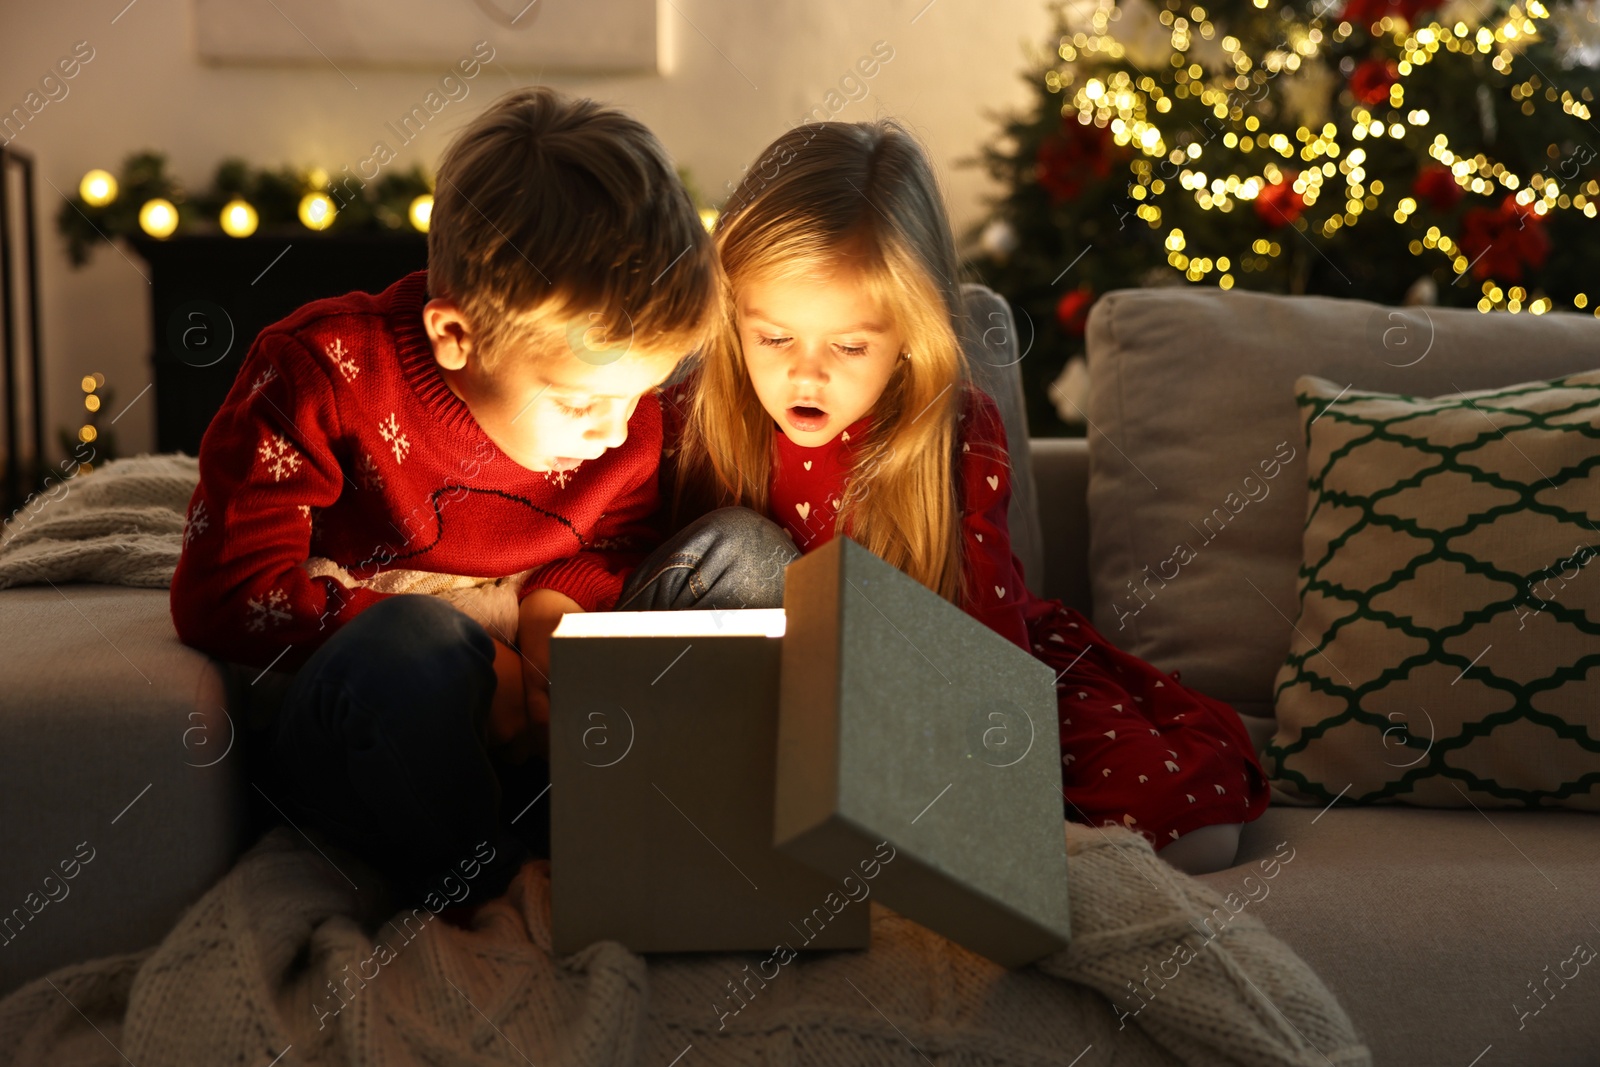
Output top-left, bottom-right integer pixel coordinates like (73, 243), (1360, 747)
(1028, 438), (1092, 614)
(0, 584), (247, 997)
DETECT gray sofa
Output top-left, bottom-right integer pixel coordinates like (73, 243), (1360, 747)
(1, 284), (1596, 1066)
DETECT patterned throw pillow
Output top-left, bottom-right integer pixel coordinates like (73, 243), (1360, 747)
(1265, 371), (1600, 811)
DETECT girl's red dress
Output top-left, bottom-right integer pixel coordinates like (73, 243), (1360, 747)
(660, 378), (1270, 850)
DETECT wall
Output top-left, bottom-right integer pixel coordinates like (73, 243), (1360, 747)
(0, 0), (1053, 458)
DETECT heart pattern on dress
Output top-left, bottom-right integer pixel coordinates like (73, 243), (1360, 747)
(796, 502), (810, 520)
(803, 460), (812, 470)
(986, 475), (999, 491)
(994, 586), (1005, 599)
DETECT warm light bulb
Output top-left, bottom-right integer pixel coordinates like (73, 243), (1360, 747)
(298, 192), (335, 231)
(408, 194), (433, 232)
(79, 169), (118, 207)
(220, 198), (258, 238)
(699, 208), (718, 231)
(138, 198), (179, 238)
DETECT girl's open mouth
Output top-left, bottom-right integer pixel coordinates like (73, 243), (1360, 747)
(785, 405), (829, 433)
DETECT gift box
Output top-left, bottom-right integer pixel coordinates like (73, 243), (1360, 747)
(548, 535), (1071, 966)
(547, 605), (869, 954)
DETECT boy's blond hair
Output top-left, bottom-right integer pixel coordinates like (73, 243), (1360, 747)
(429, 86), (719, 373)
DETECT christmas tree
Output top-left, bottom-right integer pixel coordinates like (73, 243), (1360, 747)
(969, 0), (1600, 434)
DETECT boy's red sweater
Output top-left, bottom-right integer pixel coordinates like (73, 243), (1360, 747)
(170, 270), (665, 673)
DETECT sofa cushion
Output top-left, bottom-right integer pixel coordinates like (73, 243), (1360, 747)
(1267, 372), (1600, 811)
(1196, 804), (1600, 1066)
(1083, 288), (1600, 720)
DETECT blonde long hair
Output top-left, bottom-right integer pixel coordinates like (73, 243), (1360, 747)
(670, 120), (973, 604)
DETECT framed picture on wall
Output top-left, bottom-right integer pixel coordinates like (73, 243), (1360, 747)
(193, 0), (663, 75)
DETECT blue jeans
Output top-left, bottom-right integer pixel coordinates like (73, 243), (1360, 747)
(248, 506), (798, 910)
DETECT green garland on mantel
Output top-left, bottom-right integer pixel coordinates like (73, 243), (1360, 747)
(57, 151), (433, 267)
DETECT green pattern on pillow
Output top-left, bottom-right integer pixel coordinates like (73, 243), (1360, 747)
(1265, 370), (1600, 811)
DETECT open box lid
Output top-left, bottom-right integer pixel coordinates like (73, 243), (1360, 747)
(774, 536), (1073, 968)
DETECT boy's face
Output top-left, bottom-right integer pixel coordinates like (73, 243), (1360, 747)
(736, 268), (905, 448)
(426, 300), (680, 473)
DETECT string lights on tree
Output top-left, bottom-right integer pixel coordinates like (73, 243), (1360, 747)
(973, 0), (1600, 427)
(63, 373), (115, 472)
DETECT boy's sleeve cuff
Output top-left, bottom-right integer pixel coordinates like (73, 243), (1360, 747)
(517, 554), (623, 613)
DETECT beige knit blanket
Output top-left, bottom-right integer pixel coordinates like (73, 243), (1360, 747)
(0, 820), (1368, 1067)
(0, 452), (198, 588)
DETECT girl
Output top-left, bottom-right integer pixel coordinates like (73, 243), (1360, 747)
(658, 120), (1269, 875)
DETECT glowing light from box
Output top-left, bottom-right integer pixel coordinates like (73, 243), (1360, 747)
(138, 198), (178, 238)
(80, 169), (117, 207)
(553, 609), (786, 639)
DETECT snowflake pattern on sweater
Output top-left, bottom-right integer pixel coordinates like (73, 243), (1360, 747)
(257, 433), (303, 483)
(659, 376), (1270, 849)
(170, 270), (668, 673)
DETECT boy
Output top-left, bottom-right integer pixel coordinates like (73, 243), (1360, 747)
(170, 87), (796, 914)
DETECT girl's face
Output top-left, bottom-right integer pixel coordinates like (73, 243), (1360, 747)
(737, 268), (906, 448)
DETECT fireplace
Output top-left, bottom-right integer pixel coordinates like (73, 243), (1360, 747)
(129, 232), (427, 456)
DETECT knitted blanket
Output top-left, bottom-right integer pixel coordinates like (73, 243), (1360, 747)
(0, 452), (198, 589)
(0, 821), (1368, 1067)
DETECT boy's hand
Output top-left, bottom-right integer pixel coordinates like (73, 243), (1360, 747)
(487, 635), (539, 764)
(513, 588), (585, 763)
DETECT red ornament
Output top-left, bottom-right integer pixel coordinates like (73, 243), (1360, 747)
(1035, 120), (1116, 205)
(1411, 164), (1463, 212)
(1349, 58), (1399, 106)
(1254, 173), (1306, 227)
(1341, 0), (1437, 26)
(1056, 286), (1096, 335)
(1458, 194), (1550, 283)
